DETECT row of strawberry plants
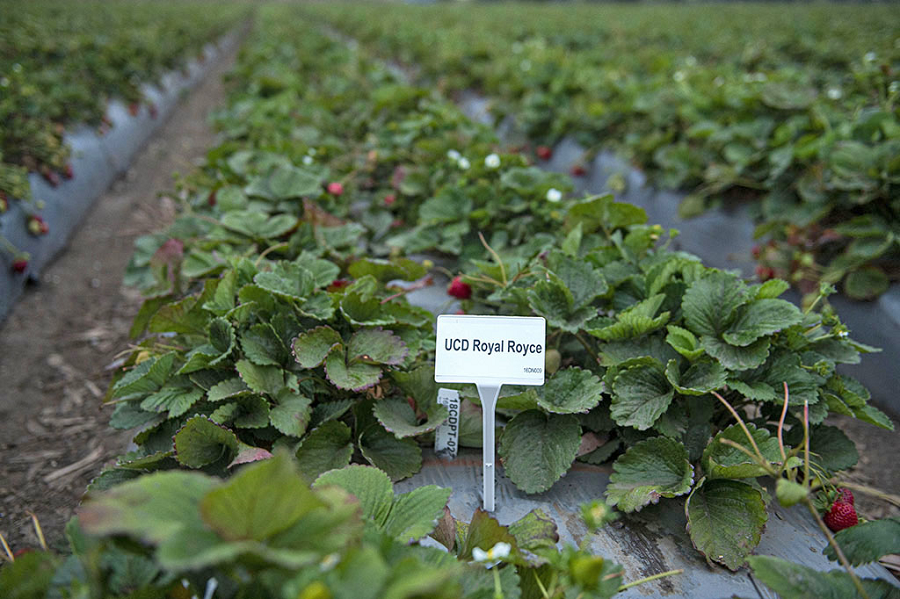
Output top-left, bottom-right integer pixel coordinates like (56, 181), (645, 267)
(2, 6), (898, 598)
(305, 2), (900, 302)
(0, 0), (247, 266)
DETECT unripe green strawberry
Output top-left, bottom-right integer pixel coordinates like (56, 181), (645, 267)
(545, 349), (561, 375)
(27, 215), (48, 236)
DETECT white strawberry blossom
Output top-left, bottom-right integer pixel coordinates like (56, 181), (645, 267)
(302, 155), (314, 165)
(485, 153), (501, 168)
(827, 87), (842, 100)
(472, 541), (511, 569)
(546, 188), (562, 203)
(447, 149), (462, 161)
(457, 157), (471, 170)
(864, 51), (877, 63)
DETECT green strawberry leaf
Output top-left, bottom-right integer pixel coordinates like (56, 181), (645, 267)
(527, 275), (595, 333)
(748, 555), (900, 599)
(173, 416), (239, 468)
(606, 436), (693, 512)
(313, 465), (449, 543)
(610, 364), (674, 430)
(295, 421), (354, 483)
(686, 478), (767, 571)
(753, 279), (791, 299)
(253, 262), (315, 300)
(341, 291), (398, 326)
(292, 325), (343, 368)
(666, 325), (704, 360)
(498, 411), (581, 494)
(348, 257), (427, 282)
(824, 518), (900, 566)
(269, 392), (313, 437)
(78, 470), (218, 560)
(235, 359), (284, 396)
(682, 272), (748, 337)
(588, 294), (669, 341)
(140, 385), (204, 419)
(209, 317), (235, 359)
(111, 353), (176, 400)
(373, 397), (449, 438)
(808, 425), (858, 472)
(382, 485), (452, 544)
(537, 367), (605, 414)
(313, 465), (394, 526)
(221, 210), (299, 239)
(325, 350), (383, 391)
(206, 377), (251, 402)
(199, 452), (322, 542)
(241, 323), (286, 367)
(348, 327), (408, 365)
(358, 424), (422, 481)
(244, 164), (321, 201)
(722, 299), (803, 347)
(458, 508), (519, 561)
(702, 423), (783, 479)
(664, 359), (727, 395)
(702, 335), (771, 371)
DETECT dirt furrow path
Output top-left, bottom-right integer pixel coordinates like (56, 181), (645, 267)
(0, 37), (241, 551)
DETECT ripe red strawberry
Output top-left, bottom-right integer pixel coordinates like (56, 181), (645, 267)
(0, 194), (8, 213)
(128, 102), (140, 117)
(751, 244), (761, 259)
(391, 218), (404, 228)
(824, 501), (858, 532)
(63, 163), (74, 180)
(42, 169), (60, 187)
(447, 276), (472, 300)
(207, 190), (217, 207)
(837, 488), (855, 506)
(570, 164), (587, 177)
(536, 145), (553, 161)
(12, 258), (28, 273)
(755, 265), (774, 281)
(328, 279), (350, 291)
(326, 182), (344, 196)
(383, 194), (396, 207)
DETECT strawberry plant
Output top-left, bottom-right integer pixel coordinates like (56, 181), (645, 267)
(101, 11), (894, 580)
(1, 453), (682, 598)
(3, 6), (895, 597)
(306, 2), (900, 300)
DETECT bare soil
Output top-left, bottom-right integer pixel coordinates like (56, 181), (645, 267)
(0, 41), (239, 552)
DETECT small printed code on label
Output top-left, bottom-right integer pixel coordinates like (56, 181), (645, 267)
(523, 367), (542, 373)
(435, 388), (461, 459)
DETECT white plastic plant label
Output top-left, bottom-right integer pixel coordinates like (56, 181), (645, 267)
(434, 388), (461, 459)
(434, 315), (546, 512)
(435, 315), (546, 385)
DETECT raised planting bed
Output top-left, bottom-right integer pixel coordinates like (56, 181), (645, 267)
(398, 449), (897, 599)
(458, 92), (900, 416)
(2, 7), (897, 598)
(0, 26), (245, 322)
(308, 2), (900, 305)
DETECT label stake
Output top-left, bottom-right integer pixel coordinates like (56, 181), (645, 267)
(476, 383), (502, 512)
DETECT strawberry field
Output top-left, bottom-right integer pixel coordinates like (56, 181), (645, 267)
(1, 3), (899, 598)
